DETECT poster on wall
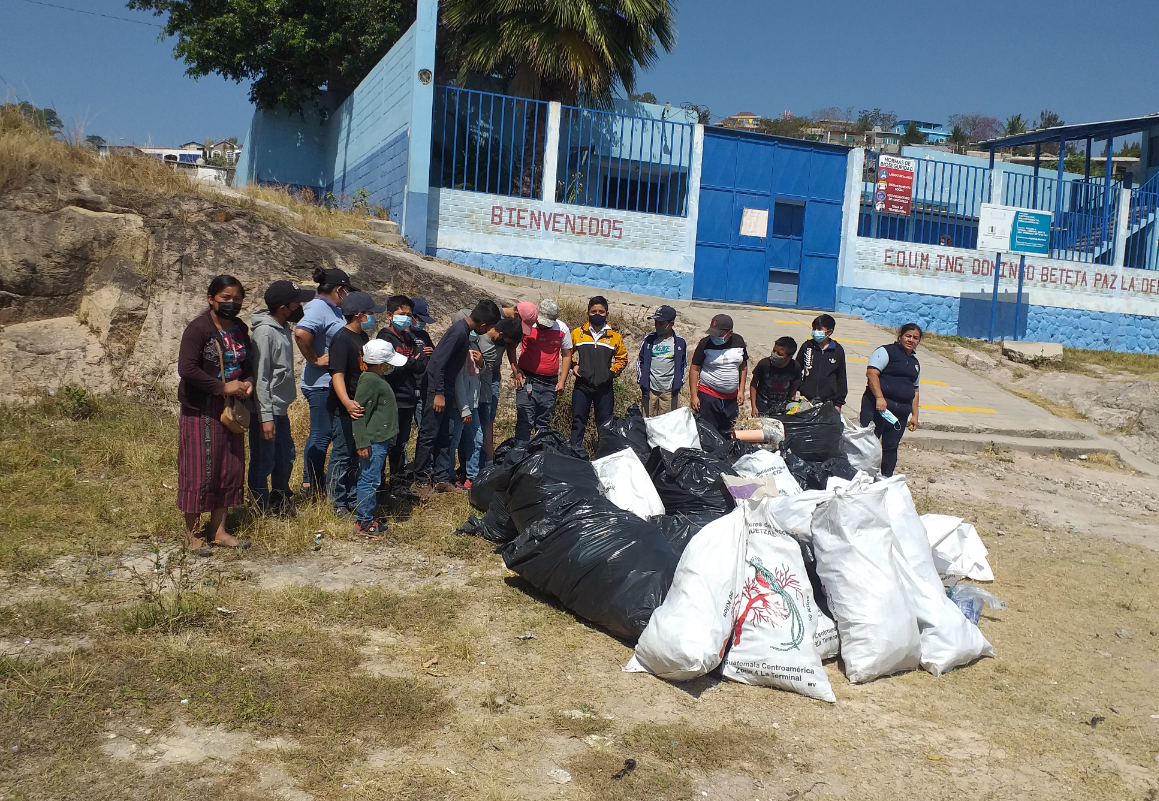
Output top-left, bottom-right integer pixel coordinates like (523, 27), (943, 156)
(978, 203), (1052, 256)
(875, 154), (916, 215)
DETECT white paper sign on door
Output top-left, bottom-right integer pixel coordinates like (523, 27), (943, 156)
(740, 207), (769, 238)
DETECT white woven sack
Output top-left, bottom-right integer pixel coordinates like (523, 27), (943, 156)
(721, 498), (835, 702)
(644, 406), (701, 452)
(920, 513), (995, 583)
(840, 416), (882, 475)
(591, 448), (665, 519)
(731, 451), (802, 496)
(810, 483), (922, 683)
(880, 477), (993, 676)
(625, 508), (746, 680)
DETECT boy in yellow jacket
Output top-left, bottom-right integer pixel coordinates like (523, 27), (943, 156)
(568, 295), (627, 446)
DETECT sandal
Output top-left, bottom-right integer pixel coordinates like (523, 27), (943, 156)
(209, 535), (251, 550)
(187, 538), (213, 558)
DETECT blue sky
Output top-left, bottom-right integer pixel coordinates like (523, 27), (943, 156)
(2, 0), (1158, 146)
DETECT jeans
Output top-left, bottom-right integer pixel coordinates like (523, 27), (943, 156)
(411, 391), (457, 483)
(860, 391), (910, 478)
(301, 386), (333, 491)
(248, 415), (295, 509)
(696, 390), (739, 436)
(326, 413), (358, 510)
(388, 405), (416, 484)
(473, 399), (493, 473)
(570, 385), (614, 447)
(453, 406), (483, 480)
(514, 379), (558, 442)
(355, 439), (393, 524)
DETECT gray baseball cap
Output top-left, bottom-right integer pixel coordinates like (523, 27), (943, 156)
(537, 298), (560, 327)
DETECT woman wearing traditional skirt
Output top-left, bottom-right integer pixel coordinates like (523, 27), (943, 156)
(177, 275), (254, 555)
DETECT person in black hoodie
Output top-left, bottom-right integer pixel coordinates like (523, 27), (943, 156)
(795, 313), (847, 409)
(376, 295), (429, 485)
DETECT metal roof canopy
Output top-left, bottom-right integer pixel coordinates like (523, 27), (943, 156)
(980, 113), (1159, 150)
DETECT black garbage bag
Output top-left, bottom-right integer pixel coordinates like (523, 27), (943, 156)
(646, 446), (737, 515)
(649, 510), (723, 557)
(469, 430), (589, 511)
(594, 404), (650, 461)
(782, 452), (858, 490)
(726, 437), (759, 461)
(502, 452), (678, 641)
(695, 418), (729, 458)
(772, 401), (844, 461)
(458, 493), (519, 544)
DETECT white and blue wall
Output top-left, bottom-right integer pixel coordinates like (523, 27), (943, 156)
(837, 149), (1159, 353)
(233, 0), (437, 251)
(428, 102), (704, 300)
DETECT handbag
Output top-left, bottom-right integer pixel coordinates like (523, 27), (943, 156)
(213, 334), (250, 434)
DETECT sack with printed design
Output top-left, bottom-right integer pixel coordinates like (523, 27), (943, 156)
(720, 498), (836, 702)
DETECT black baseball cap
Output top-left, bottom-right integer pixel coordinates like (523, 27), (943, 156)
(410, 297), (435, 323)
(264, 280), (315, 312)
(707, 314), (734, 337)
(649, 304), (677, 322)
(321, 267), (357, 291)
(340, 291), (386, 316)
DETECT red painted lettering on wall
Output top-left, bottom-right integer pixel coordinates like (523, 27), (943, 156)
(487, 205), (628, 240)
(612, 220), (623, 239)
(491, 206), (503, 225)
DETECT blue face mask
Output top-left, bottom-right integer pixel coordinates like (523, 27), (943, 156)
(412, 320), (426, 330)
(812, 330), (827, 343)
(361, 314), (376, 332)
(710, 335), (727, 346)
(469, 330), (479, 342)
(392, 314), (412, 330)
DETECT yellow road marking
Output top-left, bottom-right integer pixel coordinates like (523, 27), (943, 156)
(921, 404), (997, 414)
(776, 320), (810, 325)
(773, 322), (870, 345)
(836, 338), (870, 344)
(848, 357), (868, 362)
(920, 379), (949, 386)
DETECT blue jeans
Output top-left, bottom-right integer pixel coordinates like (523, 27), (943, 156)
(301, 386), (333, 491)
(355, 439), (393, 524)
(327, 413), (358, 511)
(471, 400), (493, 475)
(453, 407), (483, 481)
(248, 415), (295, 508)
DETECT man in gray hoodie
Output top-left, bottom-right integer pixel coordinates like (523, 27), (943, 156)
(249, 280), (315, 511)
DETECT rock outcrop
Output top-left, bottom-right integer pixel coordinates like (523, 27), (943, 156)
(0, 172), (486, 400)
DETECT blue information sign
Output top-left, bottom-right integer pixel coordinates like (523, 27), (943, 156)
(1010, 210), (1051, 255)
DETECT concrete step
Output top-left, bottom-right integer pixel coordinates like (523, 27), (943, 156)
(906, 428), (1159, 475)
(367, 218), (399, 235)
(918, 421), (1088, 440)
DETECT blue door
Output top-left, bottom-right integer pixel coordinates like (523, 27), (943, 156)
(694, 129), (848, 309)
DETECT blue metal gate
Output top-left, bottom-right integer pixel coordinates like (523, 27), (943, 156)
(694, 129), (848, 309)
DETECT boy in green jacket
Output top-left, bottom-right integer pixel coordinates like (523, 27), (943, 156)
(352, 339), (407, 538)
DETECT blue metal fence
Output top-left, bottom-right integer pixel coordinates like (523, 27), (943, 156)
(1125, 172), (1159, 270)
(556, 105), (694, 216)
(859, 152), (989, 248)
(431, 86), (549, 198)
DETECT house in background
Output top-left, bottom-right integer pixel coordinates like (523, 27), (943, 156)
(865, 126), (901, 153)
(210, 139), (243, 164)
(138, 145), (204, 164)
(803, 119), (860, 146)
(891, 119), (951, 144)
(719, 111), (762, 130)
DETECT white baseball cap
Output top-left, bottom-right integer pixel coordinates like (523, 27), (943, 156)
(363, 339), (408, 367)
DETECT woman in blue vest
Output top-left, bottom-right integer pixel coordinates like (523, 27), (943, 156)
(860, 323), (922, 477)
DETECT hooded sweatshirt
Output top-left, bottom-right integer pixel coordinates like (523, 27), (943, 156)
(249, 309), (297, 421)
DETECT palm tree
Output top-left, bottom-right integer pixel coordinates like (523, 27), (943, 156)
(1001, 113), (1029, 137)
(440, 0), (676, 106)
(948, 124), (968, 154)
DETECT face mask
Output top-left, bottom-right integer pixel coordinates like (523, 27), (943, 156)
(588, 314), (607, 329)
(413, 320), (426, 330)
(392, 314), (412, 330)
(288, 306), (305, 324)
(215, 301), (241, 320)
(770, 353), (788, 366)
(710, 335), (727, 346)
(654, 322), (671, 335)
(469, 330), (479, 342)
(812, 330), (827, 343)
(361, 314), (376, 332)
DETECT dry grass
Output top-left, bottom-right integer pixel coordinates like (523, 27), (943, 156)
(4, 395), (1159, 800)
(0, 105), (377, 243)
(1006, 386), (1088, 420)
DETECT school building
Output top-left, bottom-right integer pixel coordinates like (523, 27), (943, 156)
(233, 0), (1159, 354)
